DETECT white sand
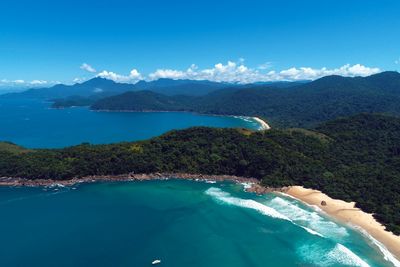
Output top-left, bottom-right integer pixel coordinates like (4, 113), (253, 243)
(285, 186), (400, 263)
(253, 117), (271, 130)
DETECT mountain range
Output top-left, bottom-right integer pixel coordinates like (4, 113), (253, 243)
(4, 71), (400, 128)
(91, 71), (400, 127)
(2, 77), (243, 99)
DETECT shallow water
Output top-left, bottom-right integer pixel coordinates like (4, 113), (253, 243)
(0, 97), (259, 148)
(0, 180), (397, 267)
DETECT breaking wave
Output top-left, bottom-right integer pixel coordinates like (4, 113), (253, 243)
(205, 187), (325, 238)
(355, 226), (400, 267)
(205, 187), (289, 220)
(268, 196), (348, 239)
(298, 243), (370, 267)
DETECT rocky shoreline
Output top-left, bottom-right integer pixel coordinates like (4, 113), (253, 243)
(2, 172), (399, 262)
(0, 172), (285, 194)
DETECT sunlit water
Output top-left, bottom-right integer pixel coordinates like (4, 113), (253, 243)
(0, 97), (260, 148)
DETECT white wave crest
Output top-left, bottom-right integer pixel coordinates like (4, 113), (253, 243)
(355, 226), (400, 267)
(300, 226), (324, 237)
(206, 187), (334, 238)
(268, 196), (348, 239)
(298, 243), (370, 267)
(328, 244), (370, 267)
(240, 182), (253, 189)
(205, 187), (289, 220)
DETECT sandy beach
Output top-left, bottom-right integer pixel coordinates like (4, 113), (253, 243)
(2, 172), (398, 264)
(285, 186), (400, 265)
(252, 117), (271, 130)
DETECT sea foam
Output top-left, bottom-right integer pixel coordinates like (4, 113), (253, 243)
(268, 196), (348, 239)
(206, 187), (325, 237)
(205, 187), (289, 220)
(298, 243), (370, 267)
(355, 226), (400, 267)
(328, 244), (370, 267)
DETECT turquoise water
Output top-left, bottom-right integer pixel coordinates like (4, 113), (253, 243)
(1, 97), (399, 267)
(0, 180), (397, 267)
(0, 97), (259, 148)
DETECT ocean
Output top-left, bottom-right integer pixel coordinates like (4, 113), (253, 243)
(0, 180), (396, 267)
(0, 97), (260, 148)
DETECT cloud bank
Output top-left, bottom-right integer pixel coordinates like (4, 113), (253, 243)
(97, 69), (142, 83)
(93, 61), (381, 84)
(0, 61), (382, 88)
(0, 79), (57, 87)
(80, 63), (97, 73)
(144, 62), (380, 84)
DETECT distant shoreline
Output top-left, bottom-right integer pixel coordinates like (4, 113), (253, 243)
(252, 116), (271, 130)
(91, 108), (271, 130)
(0, 173), (262, 188)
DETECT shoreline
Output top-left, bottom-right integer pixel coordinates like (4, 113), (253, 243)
(252, 116), (271, 130)
(0, 173), (262, 188)
(284, 186), (400, 264)
(90, 108), (271, 131)
(1, 174), (398, 263)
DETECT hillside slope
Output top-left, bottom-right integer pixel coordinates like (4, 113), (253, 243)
(1, 114), (399, 234)
(91, 71), (400, 127)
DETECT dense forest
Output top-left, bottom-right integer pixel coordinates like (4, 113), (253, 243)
(1, 113), (399, 234)
(91, 71), (400, 128)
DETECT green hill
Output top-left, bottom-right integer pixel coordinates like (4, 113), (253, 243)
(91, 71), (400, 128)
(0, 142), (30, 154)
(1, 113), (399, 234)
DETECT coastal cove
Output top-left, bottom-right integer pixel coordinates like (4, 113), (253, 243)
(1, 97), (400, 266)
(1, 173), (400, 266)
(0, 178), (399, 267)
(0, 97), (264, 148)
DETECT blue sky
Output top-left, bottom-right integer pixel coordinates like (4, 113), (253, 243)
(0, 0), (399, 86)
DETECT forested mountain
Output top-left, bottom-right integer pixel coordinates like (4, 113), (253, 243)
(3, 78), (135, 99)
(92, 90), (194, 111)
(91, 71), (400, 128)
(3, 77), (242, 102)
(1, 113), (399, 234)
(133, 78), (232, 96)
(91, 91), (194, 111)
(4, 75), (307, 108)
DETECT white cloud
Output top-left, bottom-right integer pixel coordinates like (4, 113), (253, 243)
(0, 79), (55, 87)
(30, 80), (47, 85)
(73, 77), (86, 83)
(395, 57), (400, 65)
(0, 61), (382, 88)
(148, 69), (186, 80)
(145, 61), (380, 84)
(97, 68), (142, 83)
(80, 63), (97, 73)
(258, 62), (273, 70)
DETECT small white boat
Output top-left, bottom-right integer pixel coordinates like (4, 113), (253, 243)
(152, 259), (161, 265)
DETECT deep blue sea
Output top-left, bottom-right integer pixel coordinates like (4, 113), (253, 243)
(0, 97), (399, 266)
(0, 97), (260, 148)
(0, 180), (397, 267)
